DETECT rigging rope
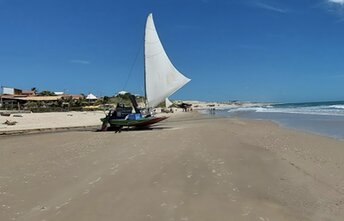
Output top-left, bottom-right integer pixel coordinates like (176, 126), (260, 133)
(122, 44), (142, 92)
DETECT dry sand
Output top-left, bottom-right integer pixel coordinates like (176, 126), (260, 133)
(0, 111), (105, 132)
(0, 112), (343, 221)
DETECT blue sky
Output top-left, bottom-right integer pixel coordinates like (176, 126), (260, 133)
(1, 0), (344, 102)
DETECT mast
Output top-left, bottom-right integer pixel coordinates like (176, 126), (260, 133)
(143, 14), (149, 107)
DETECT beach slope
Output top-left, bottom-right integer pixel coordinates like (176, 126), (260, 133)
(0, 113), (343, 221)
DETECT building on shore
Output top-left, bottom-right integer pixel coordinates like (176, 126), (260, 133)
(0, 86), (87, 110)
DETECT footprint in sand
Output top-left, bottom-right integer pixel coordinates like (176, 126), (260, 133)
(88, 177), (102, 185)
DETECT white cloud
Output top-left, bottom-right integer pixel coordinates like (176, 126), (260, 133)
(328, 0), (344, 5)
(324, 0), (344, 21)
(69, 59), (90, 65)
(255, 2), (288, 13)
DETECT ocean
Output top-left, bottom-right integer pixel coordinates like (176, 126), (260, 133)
(211, 101), (344, 140)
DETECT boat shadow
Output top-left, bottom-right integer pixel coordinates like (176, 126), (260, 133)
(95, 125), (172, 133)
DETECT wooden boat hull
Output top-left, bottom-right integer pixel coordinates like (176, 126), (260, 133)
(101, 116), (168, 128)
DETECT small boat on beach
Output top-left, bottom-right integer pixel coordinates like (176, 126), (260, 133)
(101, 13), (191, 131)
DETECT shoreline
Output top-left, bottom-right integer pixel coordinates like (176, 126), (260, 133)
(198, 108), (344, 142)
(233, 116), (344, 142)
(1, 109), (343, 143)
(198, 101), (344, 141)
(265, 118), (344, 142)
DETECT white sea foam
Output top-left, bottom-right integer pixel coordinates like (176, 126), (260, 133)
(227, 107), (265, 112)
(330, 105), (344, 109)
(221, 102), (344, 139)
(227, 104), (344, 116)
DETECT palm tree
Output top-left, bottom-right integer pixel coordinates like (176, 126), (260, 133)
(31, 87), (38, 95)
(39, 90), (55, 96)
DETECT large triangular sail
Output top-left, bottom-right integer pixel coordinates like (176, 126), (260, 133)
(144, 13), (191, 108)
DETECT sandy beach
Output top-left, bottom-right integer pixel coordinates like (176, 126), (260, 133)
(0, 111), (106, 133)
(0, 109), (185, 134)
(1, 112), (343, 221)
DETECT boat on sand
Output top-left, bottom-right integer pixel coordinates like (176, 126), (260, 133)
(101, 13), (191, 131)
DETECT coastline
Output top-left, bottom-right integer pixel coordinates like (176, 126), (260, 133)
(195, 99), (344, 141)
(1, 111), (343, 220)
(214, 108), (344, 141)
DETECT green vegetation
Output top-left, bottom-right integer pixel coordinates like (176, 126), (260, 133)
(31, 87), (38, 94)
(1, 90), (146, 112)
(94, 93), (145, 107)
(38, 90), (56, 96)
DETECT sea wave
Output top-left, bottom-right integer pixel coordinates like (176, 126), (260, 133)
(329, 105), (344, 109)
(227, 107), (266, 112)
(227, 104), (344, 116)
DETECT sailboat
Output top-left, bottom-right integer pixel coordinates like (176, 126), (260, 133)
(100, 13), (190, 130)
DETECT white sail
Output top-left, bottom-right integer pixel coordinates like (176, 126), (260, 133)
(145, 13), (191, 108)
(165, 98), (173, 108)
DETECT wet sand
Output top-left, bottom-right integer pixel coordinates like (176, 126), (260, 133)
(0, 112), (343, 221)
